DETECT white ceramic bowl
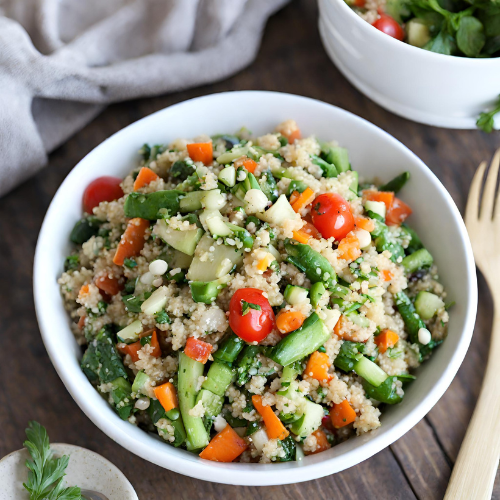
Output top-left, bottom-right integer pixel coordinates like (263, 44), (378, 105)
(318, 0), (500, 129)
(34, 91), (477, 485)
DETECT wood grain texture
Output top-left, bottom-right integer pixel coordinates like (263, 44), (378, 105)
(0, 1), (499, 498)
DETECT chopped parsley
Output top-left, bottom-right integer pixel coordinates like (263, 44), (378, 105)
(241, 300), (261, 316)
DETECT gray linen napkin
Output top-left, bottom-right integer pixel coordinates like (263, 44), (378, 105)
(0, 0), (288, 197)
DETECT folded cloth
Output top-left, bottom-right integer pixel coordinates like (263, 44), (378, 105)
(0, 0), (288, 197)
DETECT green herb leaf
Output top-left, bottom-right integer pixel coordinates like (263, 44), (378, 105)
(241, 300), (262, 316)
(457, 16), (486, 56)
(477, 95), (500, 133)
(123, 258), (137, 269)
(63, 255), (79, 272)
(155, 310), (171, 324)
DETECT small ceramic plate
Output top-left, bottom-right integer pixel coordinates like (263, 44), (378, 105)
(0, 444), (138, 500)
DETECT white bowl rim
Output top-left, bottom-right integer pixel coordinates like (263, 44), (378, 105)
(325, 0), (500, 65)
(33, 90), (477, 485)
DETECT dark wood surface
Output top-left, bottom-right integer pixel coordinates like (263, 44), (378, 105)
(0, 1), (498, 498)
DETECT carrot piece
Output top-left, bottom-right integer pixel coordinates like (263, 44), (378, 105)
(113, 218), (150, 266)
(354, 216), (375, 232)
(304, 429), (331, 455)
(330, 400), (357, 429)
(138, 329), (162, 358)
(95, 274), (123, 296)
(304, 351), (332, 382)
(276, 310), (306, 334)
(199, 424), (247, 462)
(292, 229), (311, 244)
(252, 395), (289, 441)
(154, 382), (178, 413)
(187, 142), (213, 165)
(117, 341), (142, 363)
(77, 315), (86, 330)
(283, 128), (301, 144)
(234, 156), (258, 174)
(337, 232), (361, 261)
(289, 190), (300, 205)
(133, 167), (159, 191)
(256, 252), (275, 272)
(381, 269), (393, 282)
(364, 190), (395, 211)
(301, 221), (321, 239)
(291, 187), (315, 213)
(184, 337), (212, 364)
(375, 329), (400, 354)
(78, 284), (91, 302)
(386, 196), (412, 226)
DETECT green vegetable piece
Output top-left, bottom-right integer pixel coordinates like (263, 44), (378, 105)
(457, 16), (485, 57)
(286, 179), (308, 196)
(310, 154), (338, 178)
(245, 421), (260, 436)
(276, 435), (297, 462)
(171, 159), (195, 181)
(401, 248), (434, 273)
(281, 360), (303, 385)
(64, 254), (80, 271)
(259, 170), (279, 203)
(190, 277), (228, 304)
(290, 399), (324, 437)
(122, 294), (143, 313)
(213, 333), (245, 364)
(201, 362), (235, 397)
(110, 377), (134, 420)
(334, 341), (365, 372)
(363, 376), (403, 405)
(236, 345), (262, 386)
(226, 223), (254, 249)
(70, 217), (100, 244)
(424, 27), (456, 56)
(379, 172), (410, 193)
(124, 190), (183, 220)
(374, 229), (405, 263)
(310, 282), (326, 308)
(177, 352), (210, 451)
(131, 371), (150, 395)
(148, 399), (187, 447)
(401, 223), (424, 254)
(222, 409), (247, 428)
(285, 240), (337, 289)
(353, 356), (388, 387)
(414, 291), (445, 320)
(270, 313), (330, 366)
(477, 95), (500, 133)
(325, 146), (350, 173)
(95, 327), (129, 383)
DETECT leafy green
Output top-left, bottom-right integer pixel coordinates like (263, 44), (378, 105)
(456, 16), (485, 56)
(276, 435), (297, 462)
(477, 94), (500, 132)
(241, 300), (261, 316)
(23, 422), (82, 500)
(170, 159), (195, 181)
(63, 255), (79, 272)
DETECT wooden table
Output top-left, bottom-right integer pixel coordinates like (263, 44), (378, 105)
(0, 1), (498, 498)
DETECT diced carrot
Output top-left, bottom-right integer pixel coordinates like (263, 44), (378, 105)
(256, 252), (275, 272)
(289, 190), (300, 205)
(154, 382), (178, 413)
(375, 329), (400, 354)
(292, 229), (311, 244)
(291, 187), (315, 213)
(199, 424), (247, 462)
(354, 216), (375, 233)
(133, 167), (159, 191)
(301, 221), (321, 239)
(283, 128), (301, 144)
(353, 0), (366, 6)
(145, 330), (162, 358)
(337, 232), (361, 261)
(95, 274), (123, 296)
(381, 269), (393, 282)
(187, 142), (213, 165)
(304, 429), (331, 455)
(234, 156), (258, 174)
(77, 315), (86, 330)
(364, 190), (395, 211)
(304, 351), (332, 382)
(333, 314), (345, 337)
(330, 400), (357, 428)
(117, 341), (142, 363)
(386, 197), (412, 226)
(113, 218), (150, 266)
(184, 337), (212, 364)
(78, 284), (90, 301)
(252, 395), (289, 440)
(276, 310), (306, 334)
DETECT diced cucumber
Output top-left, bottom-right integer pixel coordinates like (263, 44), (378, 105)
(256, 194), (296, 226)
(354, 355), (388, 387)
(225, 223), (254, 249)
(179, 191), (204, 212)
(202, 189), (226, 210)
(365, 200), (386, 219)
(131, 371), (150, 395)
(141, 286), (169, 315)
(216, 146), (249, 164)
(213, 333), (245, 364)
(270, 313), (330, 366)
(124, 190), (183, 220)
(178, 352), (210, 451)
(349, 170), (358, 195)
(195, 389), (224, 418)
(160, 246), (193, 270)
(202, 362), (235, 397)
(206, 215), (232, 238)
(414, 291), (445, 320)
(190, 275), (230, 304)
(290, 400), (324, 437)
(154, 219), (204, 256)
(187, 234), (243, 282)
(281, 361), (302, 385)
(407, 18), (431, 48)
(401, 248), (434, 274)
(326, 147), (350, 173)
(117, 320), (143, 342)
(218, 166), (236, 187)
(346, 311), (370, 328)
(310, 282), (326, 308)
(284, 285), (309, 305)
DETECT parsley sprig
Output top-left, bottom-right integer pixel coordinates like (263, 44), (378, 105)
(477, 95), (500, 133)
(23, 422), (82, 500)
(241, 300), (262, 316)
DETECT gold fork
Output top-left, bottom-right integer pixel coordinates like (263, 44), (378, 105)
(444, 149), (500, 500)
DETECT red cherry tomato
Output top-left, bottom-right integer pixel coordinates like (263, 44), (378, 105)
(386, 196), (412, 226)
(372, 15), (405, 41)
(311, 193), (355, 241)
(229, 288), (275, 343)
(83, 176), (124, 214)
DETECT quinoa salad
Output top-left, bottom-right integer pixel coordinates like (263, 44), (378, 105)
(58, 120), (451, 463)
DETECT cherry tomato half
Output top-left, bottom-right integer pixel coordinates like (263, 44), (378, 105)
(372, 15), (405, 41)
(311, 193), (355, 241)
(229, 288), (275, 343)
(83, 176), (124, 214)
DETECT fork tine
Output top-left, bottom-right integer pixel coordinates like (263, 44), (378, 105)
(465, 161), (487, 229)
(480, 149), (500, 220)
(491, 149), (500, 220)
